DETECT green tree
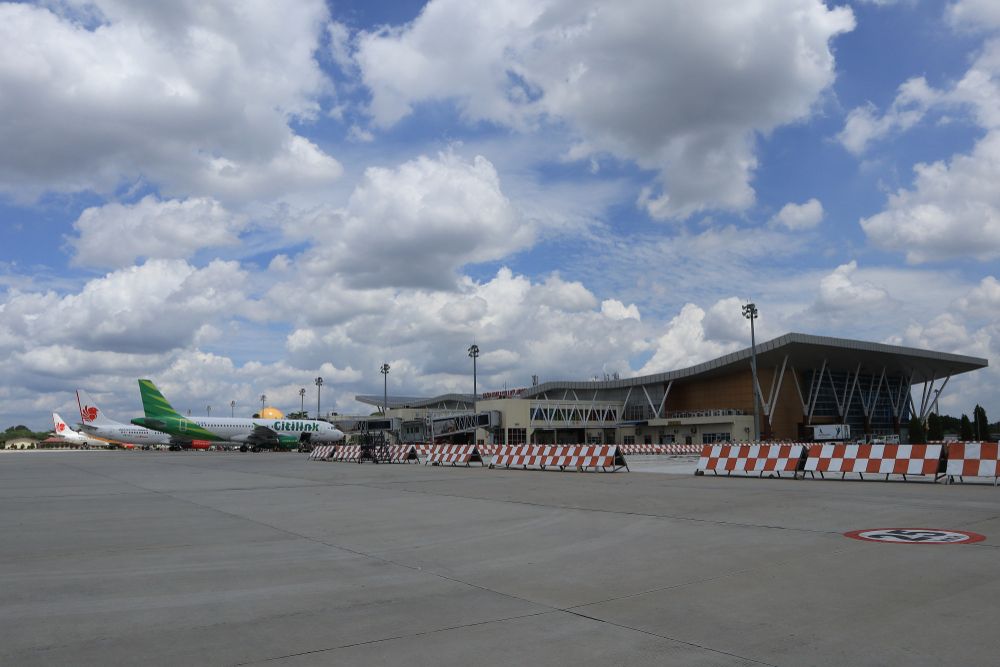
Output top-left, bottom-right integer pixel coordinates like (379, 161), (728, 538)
(908, 415), (926, 443)
(926, 413), (944, 441)
(960, 414), (974, 441)
(973, 404), (990, 440)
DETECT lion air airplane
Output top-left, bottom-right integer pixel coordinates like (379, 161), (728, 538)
(52, 412), (114, 448)
(76, 390), (211, 450)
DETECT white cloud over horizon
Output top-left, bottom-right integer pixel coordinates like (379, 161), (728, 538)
(354, 0), (854, 220)
(0, 0), (998, 429)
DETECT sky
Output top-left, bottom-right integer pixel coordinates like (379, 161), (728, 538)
(1, 0), (999, 429)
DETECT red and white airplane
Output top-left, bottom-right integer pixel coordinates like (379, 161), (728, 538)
(52, 412), (114, 448)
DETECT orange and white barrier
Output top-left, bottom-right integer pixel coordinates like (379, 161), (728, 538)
(697, 443), (806, 477)
(945, 442), (999, 485)
(424, 444), (485, 466)
(308, 445), (336, 461)
(619, 443), (704, 455)
(660, 444), (703, 455)
(387, 444), (420, 463)
(803, 443), (943, 480)
(490, 445), (628, 472)
(618, 444), (658, 455)
(330, 445), (361, 462)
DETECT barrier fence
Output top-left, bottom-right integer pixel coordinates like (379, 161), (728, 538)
(695, 441), (1000, 485)
(490, 445), (628, 472)
(413, 442), (695, 456)
(310, 444), (420, 463)
(424, 444), (486, 467)
(697, 443), (807, 478)
(946, 442), (1000, 486)
(803, 443), (943, 481)
(308, 445), (336, 461)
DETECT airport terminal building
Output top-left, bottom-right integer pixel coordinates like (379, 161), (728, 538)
(354, 333), (987, 446)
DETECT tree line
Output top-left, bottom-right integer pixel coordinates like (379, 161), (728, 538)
(908, 405), (996, 442)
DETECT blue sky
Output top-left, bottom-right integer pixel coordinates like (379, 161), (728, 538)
(1, 0), (999, 429)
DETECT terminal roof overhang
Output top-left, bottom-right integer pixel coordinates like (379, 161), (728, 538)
(357, 333), (988, 407)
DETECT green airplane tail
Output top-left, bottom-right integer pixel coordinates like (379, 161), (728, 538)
(138, 379), (183, 419)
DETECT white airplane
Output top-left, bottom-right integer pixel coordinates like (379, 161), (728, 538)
(76, 389), (182, 450)
(52, 412), (113, 448)
(131, 379), (345, 451)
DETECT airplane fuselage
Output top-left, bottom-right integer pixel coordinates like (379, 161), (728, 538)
(131, 415), (344, 449)
(81, 422), (172, 447)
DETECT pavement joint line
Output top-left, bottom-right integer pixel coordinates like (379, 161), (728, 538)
(562, 609), (778, 667)
(235, 609), (559, 665)
(27, 455), (998, 664)
(44, 457), (819, 665)
(564, 544), (863, 612)
(53, 457), (999, 550)
(342, 480), (847, 538)
(48, 458), (566, 617)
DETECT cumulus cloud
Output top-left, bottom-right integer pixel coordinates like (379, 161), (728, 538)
(860, 131), (1000, 263)
(286, 151), (534, 290)
(815, 261), (892, 312)
(838, 35), (1000, 155)
(701, 297), (750, 344)
(639, 302), (742, 374)
(959, 275), (1000, 314)
(769, 198), (824, 230)
(0, 0), (341, 201)
(948, 0), (1000, 31)
(0, 259), (250, 355)
(353, 0), (854, 220)
(848, 37), (1000, 262)
(70, 196), (247, 268)
(600, 299), (640, 321)
(278, 266), (646, 393)
(838, 78), (940, 155)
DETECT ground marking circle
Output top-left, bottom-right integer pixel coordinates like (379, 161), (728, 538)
(844, 528), (985, 544)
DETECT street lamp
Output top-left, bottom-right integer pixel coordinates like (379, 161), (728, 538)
(230, 400), (236, 417)
(380, 363), (390, 416)
(467, 344), (479, 400)
(468, 344), (480, 443)
(314, 377), (323, 419)
(741, 302), (760, 442)
(299, 387), (306, 416)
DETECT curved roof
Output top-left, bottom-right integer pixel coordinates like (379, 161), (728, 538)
(355, 392), (475, 409)
(522, 332), (987, 395)
(356, 333), (987, 406)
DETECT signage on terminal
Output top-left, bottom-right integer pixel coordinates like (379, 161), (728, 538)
(480, 388), (527, 400)
(843, 528), (986, 544)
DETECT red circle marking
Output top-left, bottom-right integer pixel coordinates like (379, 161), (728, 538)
(844, 528), (985, 545)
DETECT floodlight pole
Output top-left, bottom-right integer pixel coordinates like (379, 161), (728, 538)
(260, 394), (266, 411)
(468, 344), (479, 442)
(742, 302), (761, 442)
(314, 377), (323, 419)
(230, 400), (236, 418)
(380, 363), (390, 416)
(299, 387), (306, 415)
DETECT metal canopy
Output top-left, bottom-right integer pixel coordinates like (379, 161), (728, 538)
(520, 333), (987, 395)
(355, 333), (987, 406)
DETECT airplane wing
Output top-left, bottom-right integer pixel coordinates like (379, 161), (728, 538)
(249, 424), (280, 447)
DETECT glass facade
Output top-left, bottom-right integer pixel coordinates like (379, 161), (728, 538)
(801, 370), (911, 435)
